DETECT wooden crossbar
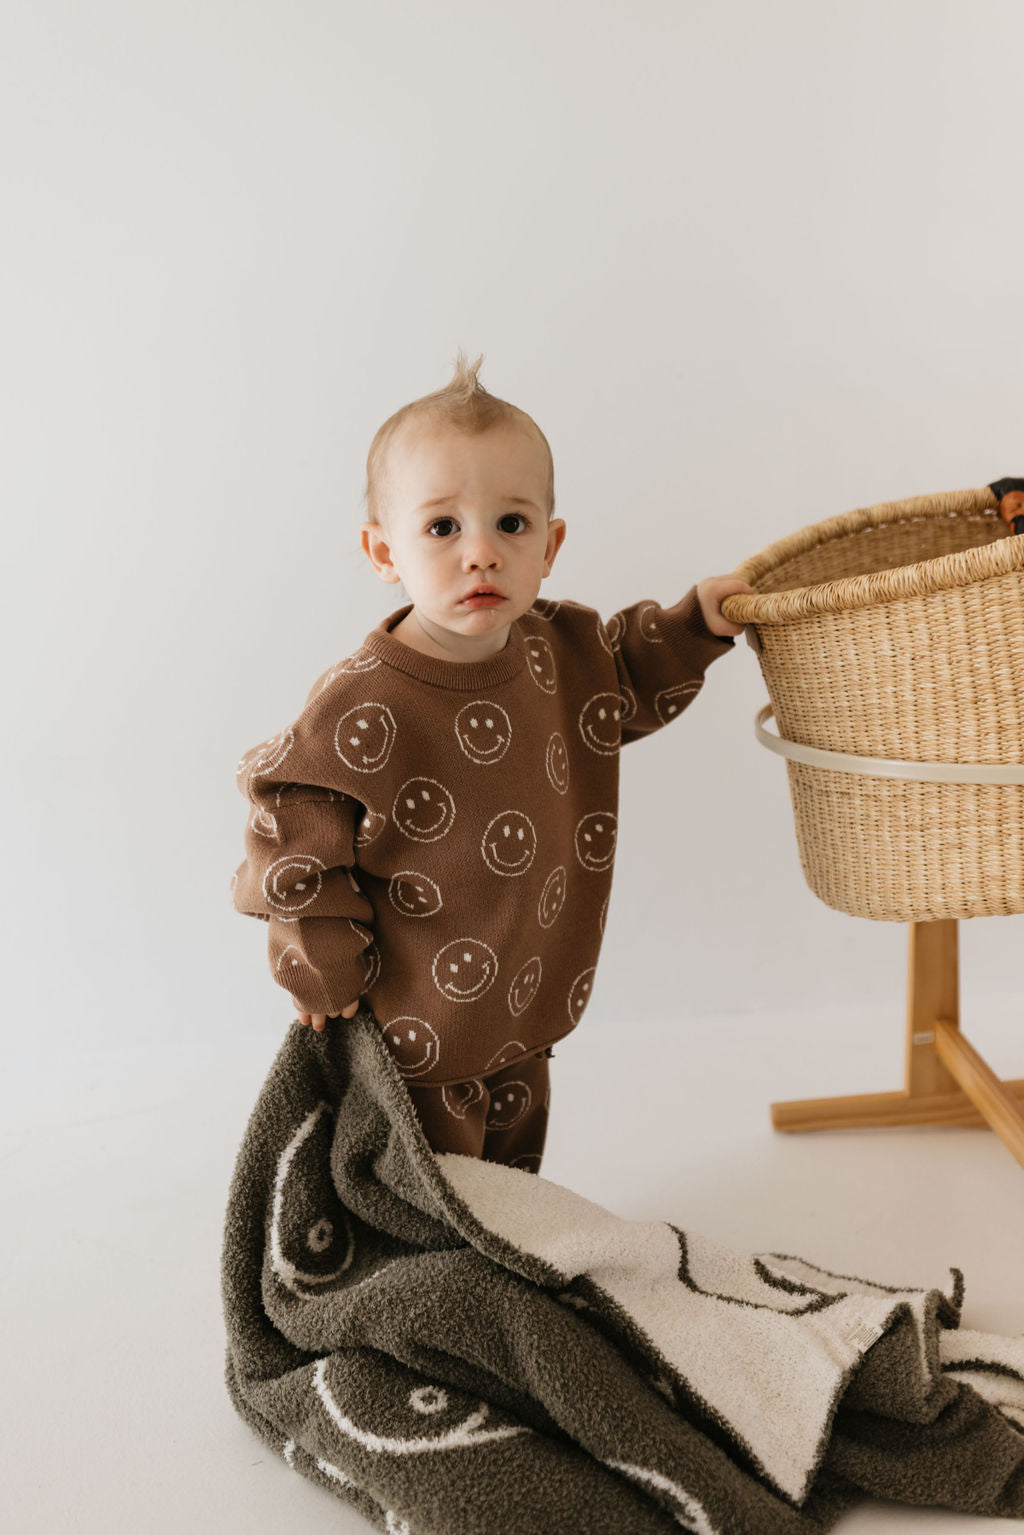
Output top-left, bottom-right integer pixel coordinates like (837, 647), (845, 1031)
(771, 919), (1024, 1171)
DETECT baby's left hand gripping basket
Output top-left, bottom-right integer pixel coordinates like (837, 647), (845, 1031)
(721, 485), (1024, 923)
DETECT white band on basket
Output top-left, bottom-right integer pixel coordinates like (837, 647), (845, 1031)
(755, 704), (1024, 785)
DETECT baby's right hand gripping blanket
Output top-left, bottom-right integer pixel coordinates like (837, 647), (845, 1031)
(221, 1013), (1024, 1534)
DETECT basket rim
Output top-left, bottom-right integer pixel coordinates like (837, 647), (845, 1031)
(721, 485), (1024, 625)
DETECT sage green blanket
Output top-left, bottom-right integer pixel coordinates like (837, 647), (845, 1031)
(221, 1011), (1024, 1533)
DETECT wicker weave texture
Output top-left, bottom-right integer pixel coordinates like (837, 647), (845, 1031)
(721, 487), (1024, 922)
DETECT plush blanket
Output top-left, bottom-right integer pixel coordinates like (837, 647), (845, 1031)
(221, 1011), (1024, 1534)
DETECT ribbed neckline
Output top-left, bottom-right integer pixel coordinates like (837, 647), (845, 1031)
(363, 604), (528, 691)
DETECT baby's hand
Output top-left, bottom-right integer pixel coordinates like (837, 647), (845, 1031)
(696, 575), (756, 637)
(292, 998), (361, 1032)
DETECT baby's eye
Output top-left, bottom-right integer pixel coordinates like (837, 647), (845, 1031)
(499, 513), (530, 533)
(427, 518), (457, 537)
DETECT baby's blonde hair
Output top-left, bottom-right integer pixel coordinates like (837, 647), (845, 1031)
(362, 349), (555, 526)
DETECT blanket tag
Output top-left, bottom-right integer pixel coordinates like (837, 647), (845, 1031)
(845, 1318), (885, 1352)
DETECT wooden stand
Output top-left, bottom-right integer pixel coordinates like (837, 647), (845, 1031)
(772, 919), (1024, 1170)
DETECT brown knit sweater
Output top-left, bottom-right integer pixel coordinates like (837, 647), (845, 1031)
(231, 588), (735, 1085)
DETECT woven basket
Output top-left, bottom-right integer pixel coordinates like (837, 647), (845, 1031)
(719, 486), (1024, 923)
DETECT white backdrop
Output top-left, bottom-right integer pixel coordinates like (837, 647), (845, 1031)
(4, 0), (1023, 1061)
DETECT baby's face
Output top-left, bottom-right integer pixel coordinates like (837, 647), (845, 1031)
(1000, 490), (1024, 525)
(363, 421), (566, 636)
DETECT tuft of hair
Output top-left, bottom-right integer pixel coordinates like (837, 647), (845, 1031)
(361, 348), (555, 526)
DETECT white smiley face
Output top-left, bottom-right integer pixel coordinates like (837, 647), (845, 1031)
(568, 967), (596, 1025)
(537, 866), (567, 929)
(485, 1040), (526, 1071)
(655, 681), (702, 725)
(442, 1079), (485, 1120)
(384, 1017), (440, 1077)
(389, 870), (443, 917)
(318, 650), (382, 692)
(335, 649), (381, 674)
(578, 693), (622, 755)
(248, 804), (277, 840)
(313, 1359), (529, 1456)
(269, 1104), (355, 1299)
(523, 634), (557, 693)
(545, 731), (569, 794)
(237, 727), (294, 784)
(263, 852), (326, 914)
(481, 810), (537, 876)
(432, 938), (499, 1002)
(334, 703), (398, 773)
(360, 941), (381, 990)
(274, 944), (308, 988)
(604, 613), (625, 652)
(354, 808), (387, 847)
(574, 812), (617, 872)
(507, 956), (542, 1016)
(485, 1081), (531, 1130)
(638, 603), (663, 642)
(393, 778), (456, 842)
(455, 700), (512, 765)
(618, 685), (637, 725)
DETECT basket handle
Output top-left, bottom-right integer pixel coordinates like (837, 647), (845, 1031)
(754, 704), (1024, 785)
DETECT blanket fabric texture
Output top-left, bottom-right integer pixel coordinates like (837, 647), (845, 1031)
(221, 1011), (1024, 1533)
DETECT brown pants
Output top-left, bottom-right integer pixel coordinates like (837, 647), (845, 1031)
(405, 1048), (551, 1174)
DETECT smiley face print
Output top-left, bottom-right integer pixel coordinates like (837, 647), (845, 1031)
(442, 1079), (485, 1120)
(236, 727), (294, 786)
(603, 613), (625, 652)
(574, 812), (617, 872)
(360, 941), (381, 990)
(545, 731), (569, 794)
(568, 967), (596, 1025)
(432, 938), (499, 1002)
(312, 1358), (528, 1456)
(523, 634), (557, 693)
(393, 778), (456, 842)
(537, 866), (567, 928)
(481, 811), (537, 876)
(655, 681), (702, 725)
(383, 1017), (440, 1077)
(248, 804), (278, 841)
(262, 852), (326, 914)
(317, 650), (382, 693)
(578, 693), (622, 755)
(269, 1104), (355, 1299)
(389, 870), (443, 918)
(485, 1040), (527, 1071)
(638, 603), (663, 642)
(334, 703), (397, 773)
(530, 597), (560, 621)
(354, 808), (387, 847)
(485, 1080), (531, 1131)
(454, 701), (512, 765)
(618, 685), (637, 726)
(507, 956), (542, 1016)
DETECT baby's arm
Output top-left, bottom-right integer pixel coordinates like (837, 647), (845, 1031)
(232, 740), (375, 1025)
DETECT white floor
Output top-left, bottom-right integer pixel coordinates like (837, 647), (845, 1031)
(3, 999), (1023, 1534)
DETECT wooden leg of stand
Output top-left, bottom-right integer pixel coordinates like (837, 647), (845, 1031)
(771, 920), (1024, 1154)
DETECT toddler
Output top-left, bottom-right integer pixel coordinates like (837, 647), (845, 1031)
(231, 352), (753, 1173)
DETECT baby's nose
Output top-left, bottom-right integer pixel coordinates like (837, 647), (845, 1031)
(464, 540), (501, 569)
